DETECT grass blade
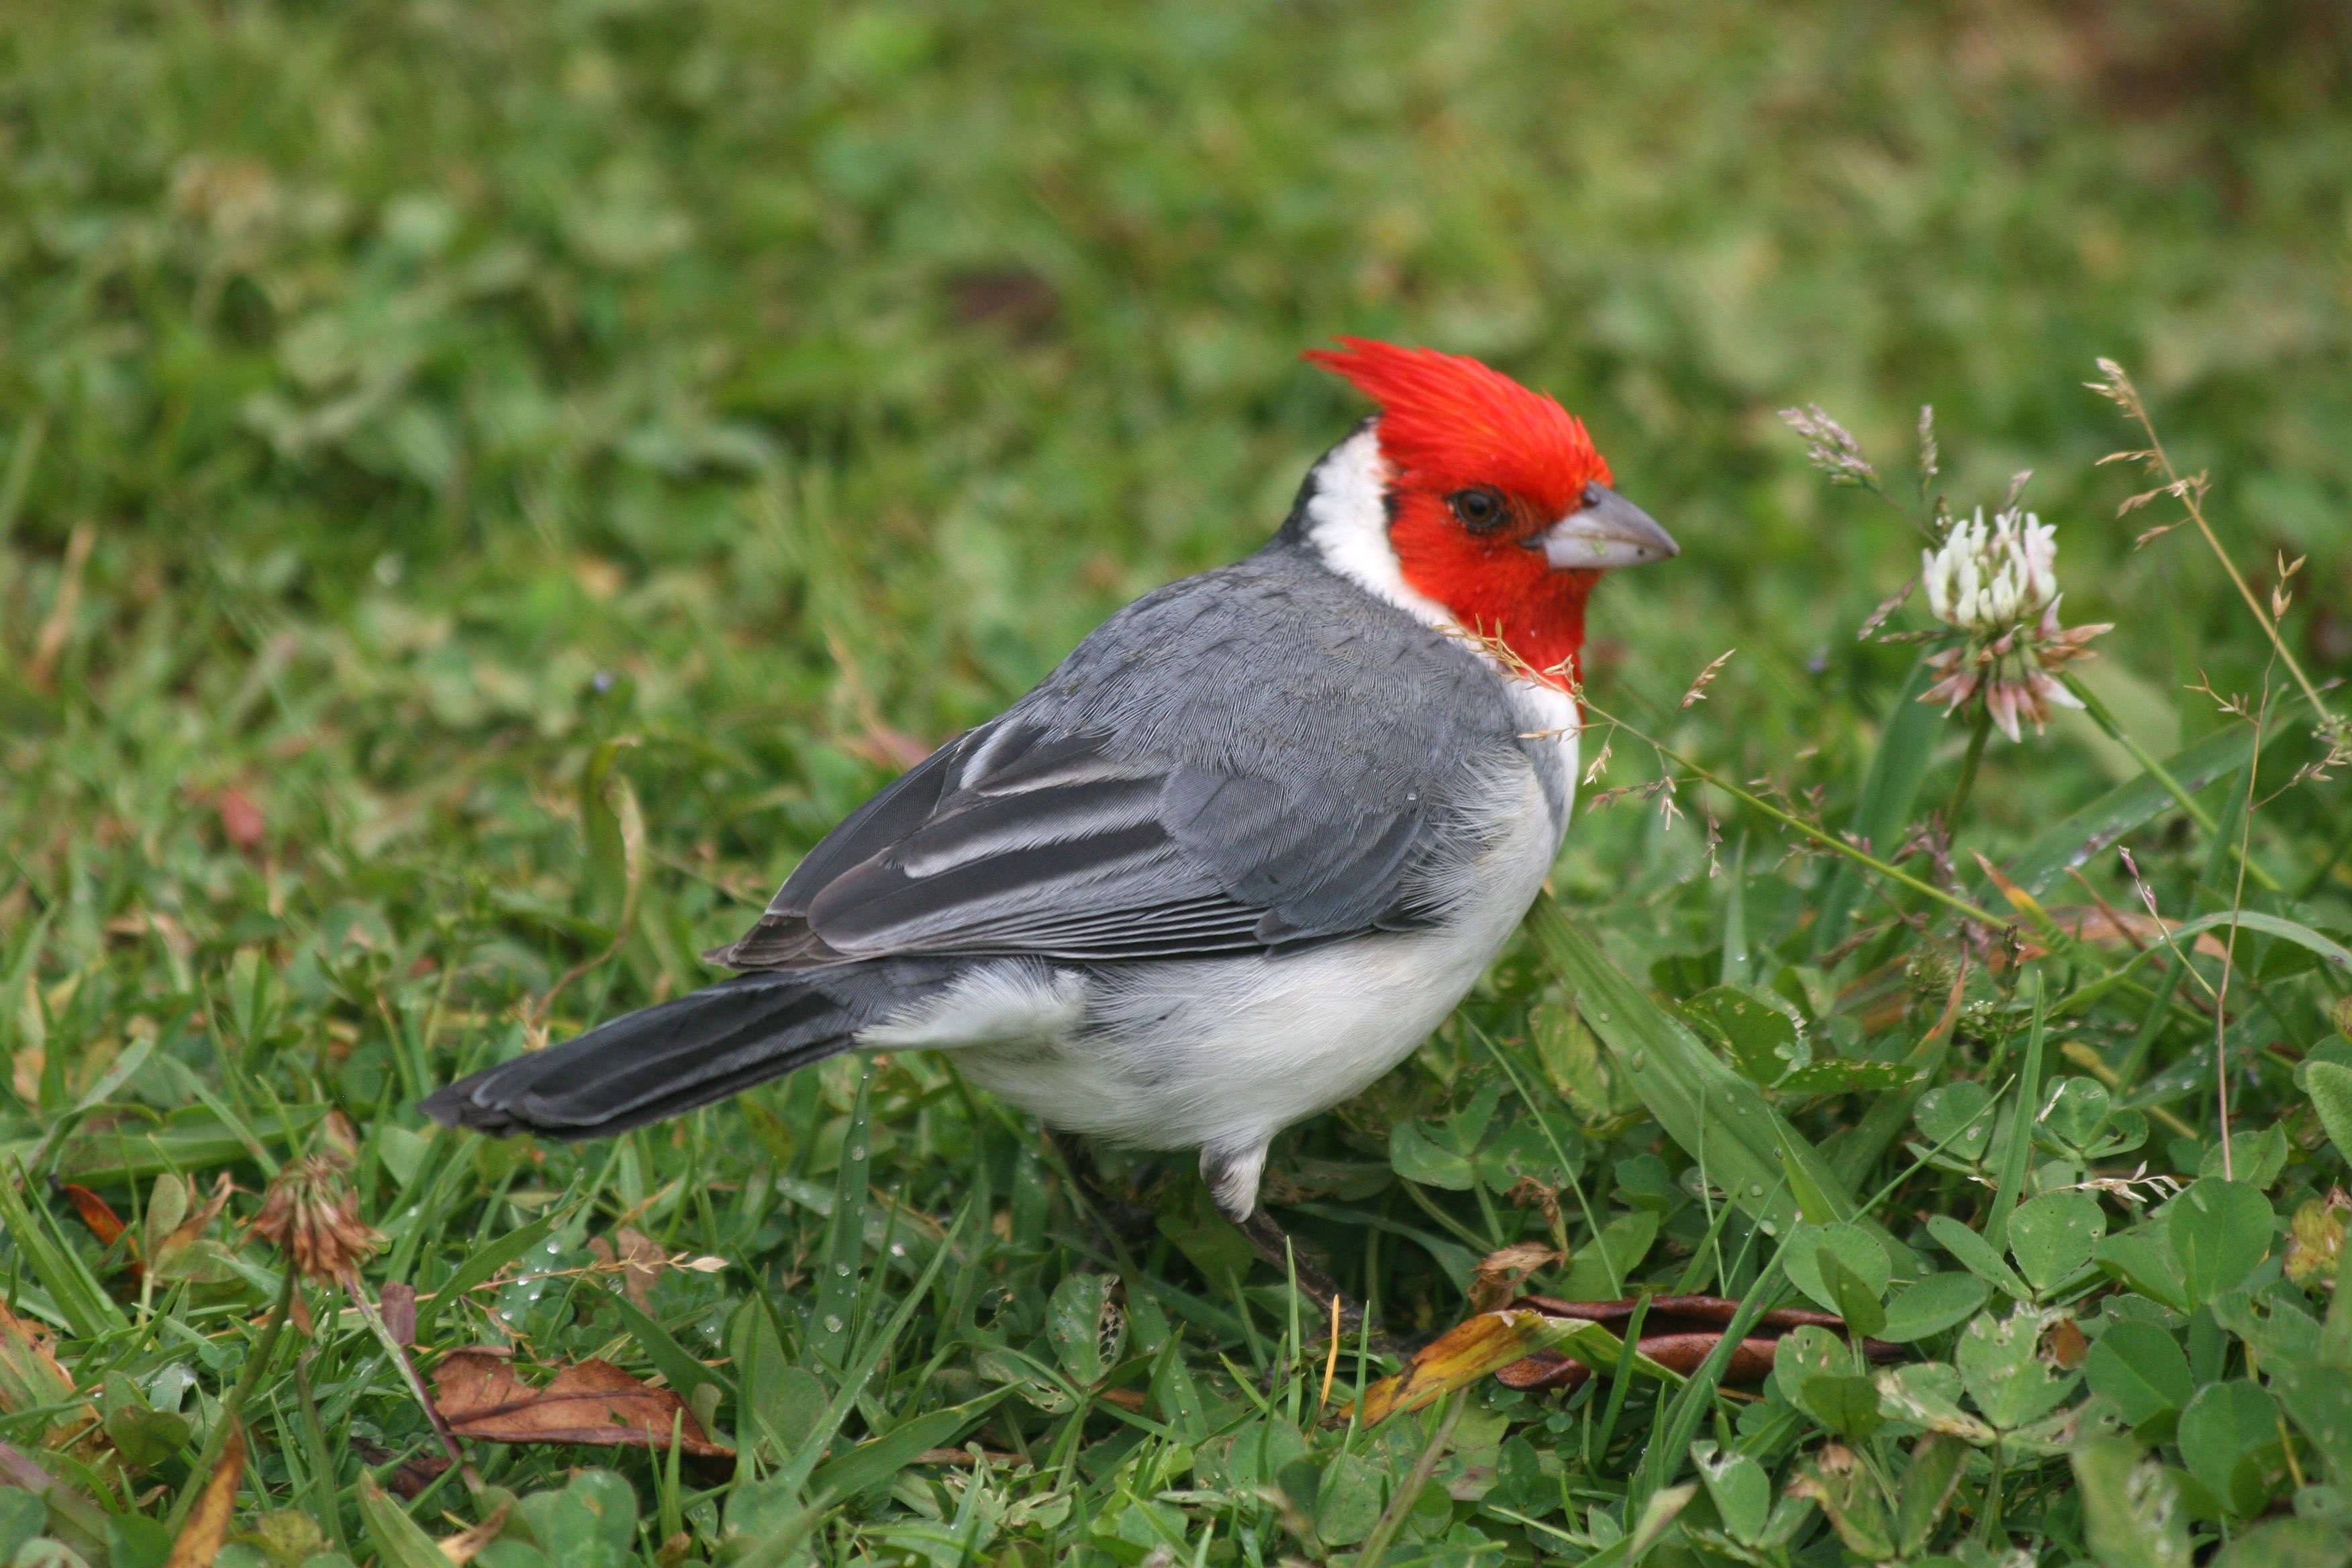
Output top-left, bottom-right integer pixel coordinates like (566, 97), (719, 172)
(773, 1199), (967, 1498)
(1628, 1248), (1790, 1514)
(1528, 896), (1855, 1235)
(0, 1162), (126, 1337)
(1813, 657), (1940, 954)
(413, 1209), (565, 1342)
(2000, 725), (2260, 895)
(1982, 977), (2047, 1253)
(610, 1287), (740, 1410)
(355, 1473), (446, 1568)
(809, 1064), (874, 1371)
(806, 1389), (1010, 1500)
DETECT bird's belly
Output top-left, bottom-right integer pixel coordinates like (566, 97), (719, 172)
(952, 943), (1487, 1155)
(961, 769), (1563, 1153)
(1069, 929), (1502, 1153)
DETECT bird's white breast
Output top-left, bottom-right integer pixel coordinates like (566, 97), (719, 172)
(891, 756), (1569, 1161)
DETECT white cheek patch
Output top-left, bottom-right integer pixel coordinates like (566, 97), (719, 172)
(1302, 428), (1457, 634)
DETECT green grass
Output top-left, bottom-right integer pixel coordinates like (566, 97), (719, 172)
(3, 1), (2351, 1563)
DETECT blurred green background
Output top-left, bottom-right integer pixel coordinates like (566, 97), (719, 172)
(7, 0), (2349, 932)
(3, 0), (2351, 1556)
(5, 0), (2351, 1088)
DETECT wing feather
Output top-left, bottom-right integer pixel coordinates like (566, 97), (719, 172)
(709, 554), (1549, 973)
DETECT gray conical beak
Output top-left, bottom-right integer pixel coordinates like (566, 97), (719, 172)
(1539, 483), (1679, 570)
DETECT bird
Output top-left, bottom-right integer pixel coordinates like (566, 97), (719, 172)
(422, 338), (1677, 1306)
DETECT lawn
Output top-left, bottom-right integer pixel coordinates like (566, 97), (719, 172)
(3, 1), (2351, 1563)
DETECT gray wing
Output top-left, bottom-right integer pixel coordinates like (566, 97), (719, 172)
(708, 722), (1449, 969)
(709, 549), (1542, 972)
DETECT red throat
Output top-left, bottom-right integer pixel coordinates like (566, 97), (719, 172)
(1391, 497), (1595, 685)
(1304, 338), (1612, 689)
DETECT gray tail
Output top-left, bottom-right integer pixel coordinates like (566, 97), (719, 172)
(420, 970), (873, 1140)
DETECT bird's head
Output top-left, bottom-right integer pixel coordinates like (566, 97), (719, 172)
(1295, 338), (1675, 687)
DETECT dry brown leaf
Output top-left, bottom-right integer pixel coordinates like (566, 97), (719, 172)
(432, 1350), (731, 1457)
(215, 787), (266, 851)
(2027, 904), (2231, 962)
(56, 1184), (128, 1250)
(9, 1046), (40, 1106)
(164, 1418), (244, 1568)
(1359, 1294), (1906, 1413)
(1497, 1332), (1784, 1392)
(434, 1501), (509, 1565)
(1355, 1309), (1575, 1426)
(350, 1436), (450, 1500)
(58, 1181), (147, 1289)
(56, 1184), (134, 1283)
(28, 521), (92, 691)
(1468, 1243), (1563, 1313)
(1973, 852), (2046, 921)
(0, 1297), (93, 1445)
(379, 1282), (418, 1347)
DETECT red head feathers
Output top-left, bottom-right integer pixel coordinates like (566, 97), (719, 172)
(1304, 338), (1610, 521)
(1306, 338), (1621, 687)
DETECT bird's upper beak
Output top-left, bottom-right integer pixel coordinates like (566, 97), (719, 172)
(1538, 483), (1679, 570)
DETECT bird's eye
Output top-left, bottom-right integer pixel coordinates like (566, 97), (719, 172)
(1447, 487), (1507, 532)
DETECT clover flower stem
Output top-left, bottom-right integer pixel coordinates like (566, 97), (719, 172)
(166, 1263), (294, 1533)
(1581, 701), (2011, 931)
(2059, 671), (2283, 895)
(1945, 707), (1992, 824)
(1584, 705), (2209, 1016)
(345, 1274), (483, 1496)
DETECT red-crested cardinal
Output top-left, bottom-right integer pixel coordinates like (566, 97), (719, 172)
(424, 340), (1677, 1286)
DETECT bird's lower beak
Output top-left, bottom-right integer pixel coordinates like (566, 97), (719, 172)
(1539, 485), (1679, 570)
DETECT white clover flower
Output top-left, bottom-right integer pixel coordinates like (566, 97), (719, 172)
(1916, 507), (2109, 742)
(1922, 507), (2059, 634)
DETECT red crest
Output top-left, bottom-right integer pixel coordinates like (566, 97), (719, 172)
(1304, 338), (1608, 516)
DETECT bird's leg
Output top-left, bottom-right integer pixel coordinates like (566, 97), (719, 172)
(1202, 1142), (1365, 1336)
(1236, 1206), (1361, 1330)
(1046, 1128), (1159, 1246)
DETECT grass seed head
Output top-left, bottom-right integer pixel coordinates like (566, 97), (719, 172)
(1778, 403), (1877, 486)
